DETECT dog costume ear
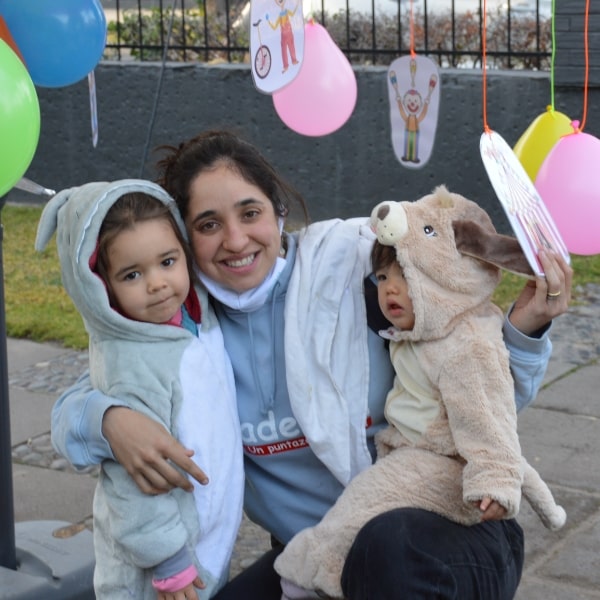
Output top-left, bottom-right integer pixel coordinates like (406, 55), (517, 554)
(453, 219), (535, 278)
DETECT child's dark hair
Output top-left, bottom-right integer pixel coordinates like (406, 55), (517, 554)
(154, 129), (309, 225)
(95, 192), (195, 292)
(371, 240), (398, 273)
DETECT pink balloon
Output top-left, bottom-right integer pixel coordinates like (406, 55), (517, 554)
(535, 122), (600, 255)
(272, 21), (357, 137)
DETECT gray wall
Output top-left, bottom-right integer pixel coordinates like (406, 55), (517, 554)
(9, 62), (600, 233)
(555, 0), (600, 87)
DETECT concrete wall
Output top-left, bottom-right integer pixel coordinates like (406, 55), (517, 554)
(10, 62), (600, 233)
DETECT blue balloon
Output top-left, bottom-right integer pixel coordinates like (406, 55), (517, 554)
(0, 0), (106, 88)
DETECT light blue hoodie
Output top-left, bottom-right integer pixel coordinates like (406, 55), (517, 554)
(36, 180), (243, 599)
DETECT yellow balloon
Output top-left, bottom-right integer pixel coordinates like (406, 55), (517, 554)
(513, 107), (574, 182)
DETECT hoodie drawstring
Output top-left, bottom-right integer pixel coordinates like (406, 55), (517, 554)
(247, 278), (281, 415)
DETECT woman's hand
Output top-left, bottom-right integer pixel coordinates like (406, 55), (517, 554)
(102, 407), (209, 494)
(508, 250), (573, 336)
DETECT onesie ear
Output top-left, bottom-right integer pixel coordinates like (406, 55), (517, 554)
(34, 187), (76, 252)
(453, 219), (535, 278)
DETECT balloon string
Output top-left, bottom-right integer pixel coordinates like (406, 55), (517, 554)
(549, 0), (555, 110)
(482, 0), (490, 133)
(139, 0), (178, 178)
(409, 0), (416, 57)
(580, 0), (589, 131)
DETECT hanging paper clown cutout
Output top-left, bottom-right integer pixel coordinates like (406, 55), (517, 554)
(250, 0), (305, 94)
(387, 55), (440, 169)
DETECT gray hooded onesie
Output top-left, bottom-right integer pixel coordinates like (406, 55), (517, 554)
(36, 179), (243, 599)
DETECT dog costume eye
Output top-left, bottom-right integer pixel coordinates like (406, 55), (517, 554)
(424, 225), (437, 237)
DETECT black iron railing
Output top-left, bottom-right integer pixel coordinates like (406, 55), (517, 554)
(102, 0), (551, 69)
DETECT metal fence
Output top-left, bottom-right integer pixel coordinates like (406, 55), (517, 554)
(101, 0), (552, 69)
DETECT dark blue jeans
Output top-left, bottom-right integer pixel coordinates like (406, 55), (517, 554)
(213, 508), (524, 600)
(342, 508), (524, 599)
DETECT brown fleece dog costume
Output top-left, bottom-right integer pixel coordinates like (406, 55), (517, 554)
(274, 186), (566, 599)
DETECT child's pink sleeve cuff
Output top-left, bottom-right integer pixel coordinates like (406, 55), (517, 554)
(152, 564), (198, 593)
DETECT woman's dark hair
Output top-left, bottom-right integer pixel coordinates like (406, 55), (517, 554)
(371, 240), (398, 273)
(95, 192), (195, 297)
(155, 129), (308, 224)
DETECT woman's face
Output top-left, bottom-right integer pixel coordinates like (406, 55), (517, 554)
(185, 163), (282, 293)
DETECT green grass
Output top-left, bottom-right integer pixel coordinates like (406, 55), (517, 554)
(491, 253), (600, 309)
(2, 204), (88, 349)
(2, 204), (599, 351)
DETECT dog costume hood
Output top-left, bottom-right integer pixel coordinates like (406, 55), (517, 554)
(371, 185), (533, 342)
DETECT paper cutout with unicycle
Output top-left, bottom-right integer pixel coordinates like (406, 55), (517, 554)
(387, 55), (440, 169)
(250, 0), (305, 94)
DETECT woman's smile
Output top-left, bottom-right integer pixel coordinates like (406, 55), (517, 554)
(223, 252), (258, 269)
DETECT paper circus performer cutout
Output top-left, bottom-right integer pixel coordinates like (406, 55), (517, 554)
(480, 129), (570, 276)
(387, 55), (440, 169)
(250, 0), (304, 94)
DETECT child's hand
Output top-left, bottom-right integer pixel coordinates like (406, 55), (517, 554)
(472, 496), (507, 521)
(157, 576), (205, 600)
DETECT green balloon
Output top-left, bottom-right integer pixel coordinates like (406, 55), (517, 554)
(0, 39), (41, 197)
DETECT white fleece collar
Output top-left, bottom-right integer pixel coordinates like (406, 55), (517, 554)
(198, 256), (287, 312)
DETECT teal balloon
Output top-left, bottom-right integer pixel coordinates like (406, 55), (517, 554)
(0, 39), (40, 197)
(0, 0), (106, 88)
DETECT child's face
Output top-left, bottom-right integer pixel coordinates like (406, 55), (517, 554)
(105, 218), (190, 324)
(375, 260), (415, 331)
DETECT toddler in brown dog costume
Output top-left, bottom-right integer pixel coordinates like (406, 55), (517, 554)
(275, 185), (566, 599)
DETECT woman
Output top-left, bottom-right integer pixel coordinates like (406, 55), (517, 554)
(52, 130), (572, 600)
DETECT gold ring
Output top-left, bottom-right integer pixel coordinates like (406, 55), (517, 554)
(546, 290), (561, 298)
